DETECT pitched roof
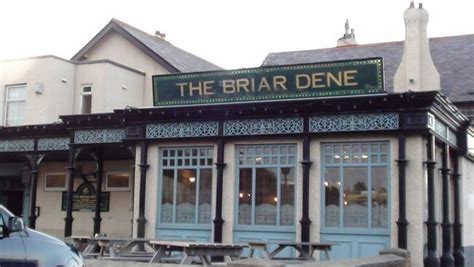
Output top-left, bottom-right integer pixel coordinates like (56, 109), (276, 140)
(71, 18), (222, 73)
(262, 34), (474, 103)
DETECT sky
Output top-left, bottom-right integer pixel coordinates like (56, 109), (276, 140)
(0, 0), (472, 69)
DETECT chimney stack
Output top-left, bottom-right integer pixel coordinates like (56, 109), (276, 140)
(337, 19), (357, 47)
(394, 2), (440, 92)
(155, 31), (166, 39)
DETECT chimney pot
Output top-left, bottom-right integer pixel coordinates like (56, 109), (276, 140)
(410, 1), (415, 8)
(155, 31), (166, 39)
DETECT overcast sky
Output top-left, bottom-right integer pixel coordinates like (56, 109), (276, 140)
(0, 0), (472, 69)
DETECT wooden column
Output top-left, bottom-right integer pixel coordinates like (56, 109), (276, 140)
(424, 134), (440, 267)
(396, 133), (409, 249)
(93, 148), (104, 235)
(452, 154), (465, 267)
(137, 142), (149, 238)
(300, 133), (312, 243)
(64, 144), (75, 237)
(440, 144), (454, 267)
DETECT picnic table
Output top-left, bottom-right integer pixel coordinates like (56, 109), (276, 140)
(69, 236), (155, 261)
(247, 241), (334, 261)
(149, 240), (245, 266)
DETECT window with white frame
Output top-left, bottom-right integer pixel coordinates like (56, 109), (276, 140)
(44, 173), (66, 191)
(81, 85), (92, 114)
(236, 144), (297, 226)
(106, 172), (131, 191)
(5, 84), (26, 126)
(322, 142), (390, 229)
(159, 147), (213, 225)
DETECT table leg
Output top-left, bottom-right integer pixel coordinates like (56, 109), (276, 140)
(268, 245), (286, 259)
(324, 249), (330, 261)
(116, 241), (134, 256)
(199, 255), (211, 266)
(293, 246), (313, 261)
(249, 248), (255, 258)
(149, 246), (166, 263)
(180, 255), (194, 265)
(82, 243), (96, 257)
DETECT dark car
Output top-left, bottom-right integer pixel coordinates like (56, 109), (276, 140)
(0, 205), (84, 267)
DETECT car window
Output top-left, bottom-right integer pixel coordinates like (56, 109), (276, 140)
(0, 206), (13, 233)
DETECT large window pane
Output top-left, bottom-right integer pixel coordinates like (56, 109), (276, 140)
(372, 167), (388, 228)
(343, 167), (369, 228)
(280, 167), (295, 225)
(238, 168), (252, 225)
(198, 169), (212, 224)
(237, 144), (296, 227)
(176, 169), (196, 223)
(160, 147), (213, 225)
(324, 167), (340, 227)
(161, 169), (174, 223)
(255, 168), (277, 225)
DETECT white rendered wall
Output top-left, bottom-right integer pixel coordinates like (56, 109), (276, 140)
(461, 156), (474, 247)
(404, 135), (426, 267)
(35, 160), (134, 238)
(0, 57), (75, 125)
(82, 31), (170, 107)
(74, 62), (144, 114)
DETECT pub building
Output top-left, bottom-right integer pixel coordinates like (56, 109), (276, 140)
(0, 2), (473, 267)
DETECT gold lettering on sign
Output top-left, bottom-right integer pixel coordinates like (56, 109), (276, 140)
(296, 74), (310, 89)
(189, 82), (202, 96)
(203, 81), (215, 95)
(236, 79), (251, 92)
(344, 70), (358, 86)
(176, 82), (187, 97)
(295, 70), (359, 89)
(258, 77), (271, 91)
(273, 76), (287, 90)
(311, 73), (325, 88)
(222, 80), (235, 94)
(327, 72), (342, 87)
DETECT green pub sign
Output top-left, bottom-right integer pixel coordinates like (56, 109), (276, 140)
(153, 58), (383, 106)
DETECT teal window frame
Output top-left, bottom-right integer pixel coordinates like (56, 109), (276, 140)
(234, 144), (297, 231)
(321, 141), (391, 235)
(157, 146), (214, 228)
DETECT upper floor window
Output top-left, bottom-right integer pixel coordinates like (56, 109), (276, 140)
(5, 84), (26, 126)
(81, 85), (92, 114)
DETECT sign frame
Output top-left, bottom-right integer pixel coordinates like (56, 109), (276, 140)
(61, 183), (110, 212)
(152, 58), (384, 107)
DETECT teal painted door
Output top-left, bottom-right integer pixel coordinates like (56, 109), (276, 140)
(233, 144), (297, 257)
(321, 142), (391, 260)
(156, 147), (214, 241)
